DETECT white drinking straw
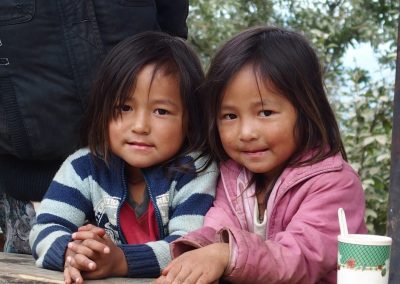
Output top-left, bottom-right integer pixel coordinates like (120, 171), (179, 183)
(338, 208), (349, 235)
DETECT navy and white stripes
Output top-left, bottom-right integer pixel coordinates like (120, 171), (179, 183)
(29, 148), (218, 277)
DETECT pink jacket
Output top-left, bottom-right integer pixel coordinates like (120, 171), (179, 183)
(171, 153), (367, 283)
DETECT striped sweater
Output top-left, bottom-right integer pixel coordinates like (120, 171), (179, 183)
(29, 148), (218, 277)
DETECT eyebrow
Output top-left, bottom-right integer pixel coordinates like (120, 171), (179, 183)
(221, 97), (269, 109)
(149, 98), (180, 108)
(251, 99), (267, 108)
(128, 95), (180, 107)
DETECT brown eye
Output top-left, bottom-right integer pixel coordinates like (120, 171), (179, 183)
(259, 110), (272, 117)
(154, 108), (169, 115)
(222, 113), (237, 120)
(120, 104), (132, 112)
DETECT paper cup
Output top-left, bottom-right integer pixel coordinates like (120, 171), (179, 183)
(337, 234), (392, 284)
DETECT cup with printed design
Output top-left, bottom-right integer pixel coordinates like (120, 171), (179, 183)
(337, 233), (392, 284)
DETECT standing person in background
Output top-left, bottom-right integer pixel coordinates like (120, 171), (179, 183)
(155, 26), (367, 284)
(0, 0), (188, 254)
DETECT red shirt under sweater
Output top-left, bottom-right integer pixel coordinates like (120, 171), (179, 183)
(119, 201), (159, 244)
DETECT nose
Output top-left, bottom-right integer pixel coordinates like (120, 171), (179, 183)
(130, 110), (150, 134)
(238, 119), (258, 141)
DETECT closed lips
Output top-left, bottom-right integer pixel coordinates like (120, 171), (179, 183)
(242, 148), (267, 153)
(128, 141), (153, 147)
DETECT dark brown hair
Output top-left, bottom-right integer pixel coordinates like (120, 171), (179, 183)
(81, 31), (207, 169)
(205, 26), (346, 192)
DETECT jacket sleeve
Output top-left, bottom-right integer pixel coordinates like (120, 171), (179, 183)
(28, 151), (94, 271)
(155, 0), (188, 39)
(171, 175), (245, 257)
(0, 156), (63, 201)
(220, 168), (367, 284)
(119, 160), (219, 277)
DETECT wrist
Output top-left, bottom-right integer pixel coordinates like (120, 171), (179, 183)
(217, 243), (230, 271)
(113, 246), (128, 277)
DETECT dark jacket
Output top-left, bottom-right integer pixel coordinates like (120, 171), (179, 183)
(0, 0), (188, 200)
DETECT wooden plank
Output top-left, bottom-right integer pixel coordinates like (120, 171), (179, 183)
(0, 252), (153, 283)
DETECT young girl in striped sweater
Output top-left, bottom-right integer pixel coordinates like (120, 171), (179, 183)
(29, 31), (218, 283)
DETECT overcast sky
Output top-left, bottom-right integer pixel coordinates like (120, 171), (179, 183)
(343, 43), (395, 83)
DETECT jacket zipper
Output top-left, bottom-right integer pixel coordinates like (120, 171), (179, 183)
(143, 174), (165, 239)
(117, 164), (128, 244)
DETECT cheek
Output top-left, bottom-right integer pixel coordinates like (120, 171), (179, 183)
(218, 126), (234, 147)
(168, 127), (185, 156)
(287, 121), (298, 144)
(108, 123), (116, 138)
(181, 116), (188, 142)
(175, 128), (185, 147)
(108, 119), (126, 142)
(109, 119), (124, 132)
(107, 125), (118, 146)
(279, 123), (298, 153)
(164, 120), (185, 146)
(108, 122), (122, 139)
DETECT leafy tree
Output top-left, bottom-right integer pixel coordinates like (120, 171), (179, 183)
(338, 68), (393, 234)
(188, 0), (398, 233)
(187, 0), (275, 65)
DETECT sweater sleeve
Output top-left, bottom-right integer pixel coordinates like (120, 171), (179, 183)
(119, 160), (219, 277)
(170, 174), (245, 257)
(29, 149), (94, 271)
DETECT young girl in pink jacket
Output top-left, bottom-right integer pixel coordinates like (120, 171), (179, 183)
(155, 26), (367, 284)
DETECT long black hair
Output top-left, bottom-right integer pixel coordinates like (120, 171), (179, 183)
(81, 31), (207, 170)
(205, 26), (346, 193)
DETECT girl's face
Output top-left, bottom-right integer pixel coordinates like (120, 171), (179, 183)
(217, 64), (297, 178)
(109, 64), (184, 174)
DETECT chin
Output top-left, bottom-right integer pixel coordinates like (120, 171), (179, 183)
(245, 165), (270, 174)
(126, 160), (157, 168)
(250, 169), (269, 174)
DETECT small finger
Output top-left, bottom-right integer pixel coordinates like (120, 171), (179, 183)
(153, 275), (166, 284)
(63, 265), (72, 284)
(164, 264), (183, 283)
(66, 265), (84, 284)
(78, 224), (96, 231)
(72, 231), (100, 241)
(171, 266), (195, 284)
(78, 224), (106, 237)
(181, 269), (203, 284)
(69, 253), (96, 271)
(81, 238), (110, 254)
(72, 232), (110, 254)
(68, 242), (95, 258)
(162, 263), (173, 276)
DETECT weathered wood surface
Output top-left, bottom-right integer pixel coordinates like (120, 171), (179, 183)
(0, 252), (153, 283)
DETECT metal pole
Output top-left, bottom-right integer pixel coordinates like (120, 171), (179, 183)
(387, 5), (400, 284)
